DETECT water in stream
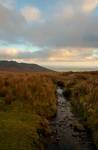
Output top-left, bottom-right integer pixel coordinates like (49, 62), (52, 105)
(46, 87), (96, 150)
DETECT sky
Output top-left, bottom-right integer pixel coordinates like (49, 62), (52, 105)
(0, 0), (98, 71)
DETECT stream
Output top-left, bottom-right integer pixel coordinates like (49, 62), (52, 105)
(46, 87), (96, 150)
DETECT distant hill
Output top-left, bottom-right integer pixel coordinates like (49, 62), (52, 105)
(0, 61), (53, 72)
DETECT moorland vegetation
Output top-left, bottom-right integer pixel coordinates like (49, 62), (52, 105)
(0, 71), (98, 149)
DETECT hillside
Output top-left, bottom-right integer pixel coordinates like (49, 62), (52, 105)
(0, 72), (98, 149)
(0, 72), (57, 150)
(0, 61), (53, 72)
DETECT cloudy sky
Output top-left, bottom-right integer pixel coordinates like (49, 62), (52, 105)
(0, 0), (98, 70)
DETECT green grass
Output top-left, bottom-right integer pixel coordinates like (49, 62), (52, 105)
(0, 72), (57, 150)
(0, 101), (50, 150)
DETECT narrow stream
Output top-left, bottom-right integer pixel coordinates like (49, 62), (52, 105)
(46, 87), (95, 150)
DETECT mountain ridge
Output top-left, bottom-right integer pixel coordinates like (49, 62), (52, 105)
(0, 60), (53, 72)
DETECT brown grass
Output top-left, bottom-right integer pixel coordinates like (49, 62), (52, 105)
(0, 71), (57, 150)
(62, 72), (98, 148)
(1, 71), (98, 149)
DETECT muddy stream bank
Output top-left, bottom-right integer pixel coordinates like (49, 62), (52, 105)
(46, 86), (96, 150)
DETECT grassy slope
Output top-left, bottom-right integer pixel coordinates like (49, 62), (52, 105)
(62, 72), (98, 148)
(0, 72), (57, 150)
(1, 71), (98, 149)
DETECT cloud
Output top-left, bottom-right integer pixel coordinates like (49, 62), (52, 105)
(0, 0), (98, 48)
(54, 4), (75, 19)
(23, 12), (98, 48)
(49, 48), (96, 62)
(0, 48), (34, 60)
(0, 47), (98, 69)
(31, 48), (94, 62)
(0, 4), (26, 43)
(49, 50), (80, 61)
(82, 0), (98, 13)
(0, 48), (18, 59)
(0, 0), (98, 67)
(0, 0), (15, 9)
(21, 6), (41, 22)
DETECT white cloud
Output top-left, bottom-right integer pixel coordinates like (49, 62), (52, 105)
(92, 49), (98, 57)
(0, 48), (18, 58)
(20, 47), (93, 62)
(63, 6), (74, 18)
(54, 4), (75, 19)
(0, 0), (15, 9)
(6, 48), (17, 56)
(0, 0), (98, 48)
(46, 48), (94, 62)
(48, 49), (78, 61)
(82, 0), (98, 13)
(21, 6), (41, 22)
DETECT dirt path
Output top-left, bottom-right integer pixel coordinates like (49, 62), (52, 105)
(46, 87), (96, 150)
